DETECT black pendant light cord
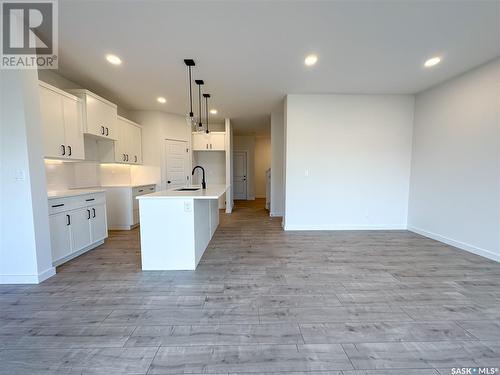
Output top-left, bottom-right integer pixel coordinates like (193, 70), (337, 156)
(198, 84), (202, 128)
(188, 67), (193, 117)
(205, 95), (209, 133)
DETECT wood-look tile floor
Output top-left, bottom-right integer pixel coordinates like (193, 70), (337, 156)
(1, 199), (500, 374)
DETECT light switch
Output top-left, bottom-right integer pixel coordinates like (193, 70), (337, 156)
(15, 169), (26, 181)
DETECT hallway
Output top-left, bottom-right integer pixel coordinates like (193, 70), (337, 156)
(1, 200), (500, 374)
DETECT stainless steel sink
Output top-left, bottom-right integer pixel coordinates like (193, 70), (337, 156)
(176, 188), (200, 191)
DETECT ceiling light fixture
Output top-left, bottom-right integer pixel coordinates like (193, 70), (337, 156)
(184, 59), (195, 119)
(157, 97), (166, 104)
(210, 109), (218, 115)
(106, 54), (122, 65)
(203, 93), (211, 134)
(424, 56), (441, 68)
(304, 54), (318, 66)
(195, 79), (204, 131)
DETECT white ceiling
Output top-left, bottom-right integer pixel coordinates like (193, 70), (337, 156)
(56, 0), (500, 135)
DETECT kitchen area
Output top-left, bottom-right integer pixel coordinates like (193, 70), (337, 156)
(39, 63), (232, 274)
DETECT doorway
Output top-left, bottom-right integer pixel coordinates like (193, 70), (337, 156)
(233, 151), (247, 200)
(164, 139), (190, 189)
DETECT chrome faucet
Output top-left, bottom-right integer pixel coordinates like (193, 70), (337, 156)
(192, 166), (206, 189)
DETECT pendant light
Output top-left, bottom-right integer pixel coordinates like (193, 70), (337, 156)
(195, 79), (204, 131)
(183, 59), (195, 119)
(203, 93), (210, 134)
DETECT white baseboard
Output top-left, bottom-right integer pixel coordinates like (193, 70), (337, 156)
(284, 224), (407, 231)
(270, 211), (283, 217)
(408, 226), (500, 263)
(0, 266), (56, 284)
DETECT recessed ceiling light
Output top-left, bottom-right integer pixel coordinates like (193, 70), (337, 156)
(304, 54), (318, 66)
(105, 54), (122, 65)
(210, 109), (218, 115)
(157, 97), (167, 104)
(424, 56), (441, 68)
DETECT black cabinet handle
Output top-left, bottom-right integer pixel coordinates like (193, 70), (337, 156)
(123, 154), (126, 161)
(87, 209), (91, 219)
(92, 208), (96, 218)
(138, 189), (144, 192)
(101, 126), (105, 135)
(61, 145), (65, 155)
(51, 203), (64, 208)
(68, 145), (72, 156)
(106, 127), (109, 136)
(134, 155), (137, 163)
(167, 180), (171, 184)
(66, 214), (70, 226)
(149, 187), (154, 191)
(126, 154), (129, 161)
(85, 198), (95, 202)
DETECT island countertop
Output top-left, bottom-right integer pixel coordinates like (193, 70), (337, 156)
(136, 184), (227, 200)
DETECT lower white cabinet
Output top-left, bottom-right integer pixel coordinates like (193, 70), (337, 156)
(104, 184), (156, 230)
(48, 192), (108, 266)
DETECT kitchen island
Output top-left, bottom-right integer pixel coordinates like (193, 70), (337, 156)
(136, 184), (227, 270)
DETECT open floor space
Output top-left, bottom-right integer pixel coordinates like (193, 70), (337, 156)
(2, 200), (500, 374)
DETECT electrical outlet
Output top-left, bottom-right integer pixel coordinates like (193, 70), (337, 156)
(184, 201), (192, 212)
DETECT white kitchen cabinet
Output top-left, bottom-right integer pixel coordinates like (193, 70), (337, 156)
(49, 213), (72, 262)
(48, 191), (108, 266)
(90, 204), (107, 242)
(39, 81), (85, 160)
(104, 184), (156, 230)
(99, 116), (142, 164)
(192, 132), (225, 151)
(67, 89), (117, 140)
(71, 208), (93, 252)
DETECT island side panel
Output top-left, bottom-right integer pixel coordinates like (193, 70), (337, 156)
(138, 198), (196, 270)
(209, 199), (219, 237)
(193, 199), (211, 267)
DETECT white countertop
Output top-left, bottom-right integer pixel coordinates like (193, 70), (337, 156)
(48, 188), (105, 199)
(136, 184), (227, 200)
(101, 184), (156, 188)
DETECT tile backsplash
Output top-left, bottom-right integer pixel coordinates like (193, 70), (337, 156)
(45, 160), (160, 191)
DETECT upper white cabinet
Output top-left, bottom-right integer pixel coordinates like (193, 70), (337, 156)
(115, 117), (142, 164)
(192, 132), (225, 151)
(98, 116), (143, 164)
(39, 82), (85, 160)
(67, 89), (117, 140)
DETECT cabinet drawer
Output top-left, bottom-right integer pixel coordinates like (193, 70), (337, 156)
(78, 193), (106, 207)
(48, 196), (80, 215)
(132, 185), (155, 197)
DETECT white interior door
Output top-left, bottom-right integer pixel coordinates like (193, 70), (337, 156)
(165, 140), (190, 189)
(233, 151), (247, 200)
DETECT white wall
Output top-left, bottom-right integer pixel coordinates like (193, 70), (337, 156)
(255, 136), (271, 198)
(271, 105), (285, 216)
(233, 135), (256, 200)
(130, 111), (191, 190)
(408, 58), (500, 261)
(1, 70), (54, 283)
(284, 94), (414, 230)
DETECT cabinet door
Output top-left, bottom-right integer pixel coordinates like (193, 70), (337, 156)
(49, 213), (72, 263)
(39, 85), (65, 158)
(130, 124), (142, 164)
(62, 96), (85, 160)
(192, 133), (209, 150)
(210, 133), (225, 151)
(114, 118), (127, 162)
(70, 208), (92, 253)
(90, 204), (108, 242)
(85, 95), (117, 140)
